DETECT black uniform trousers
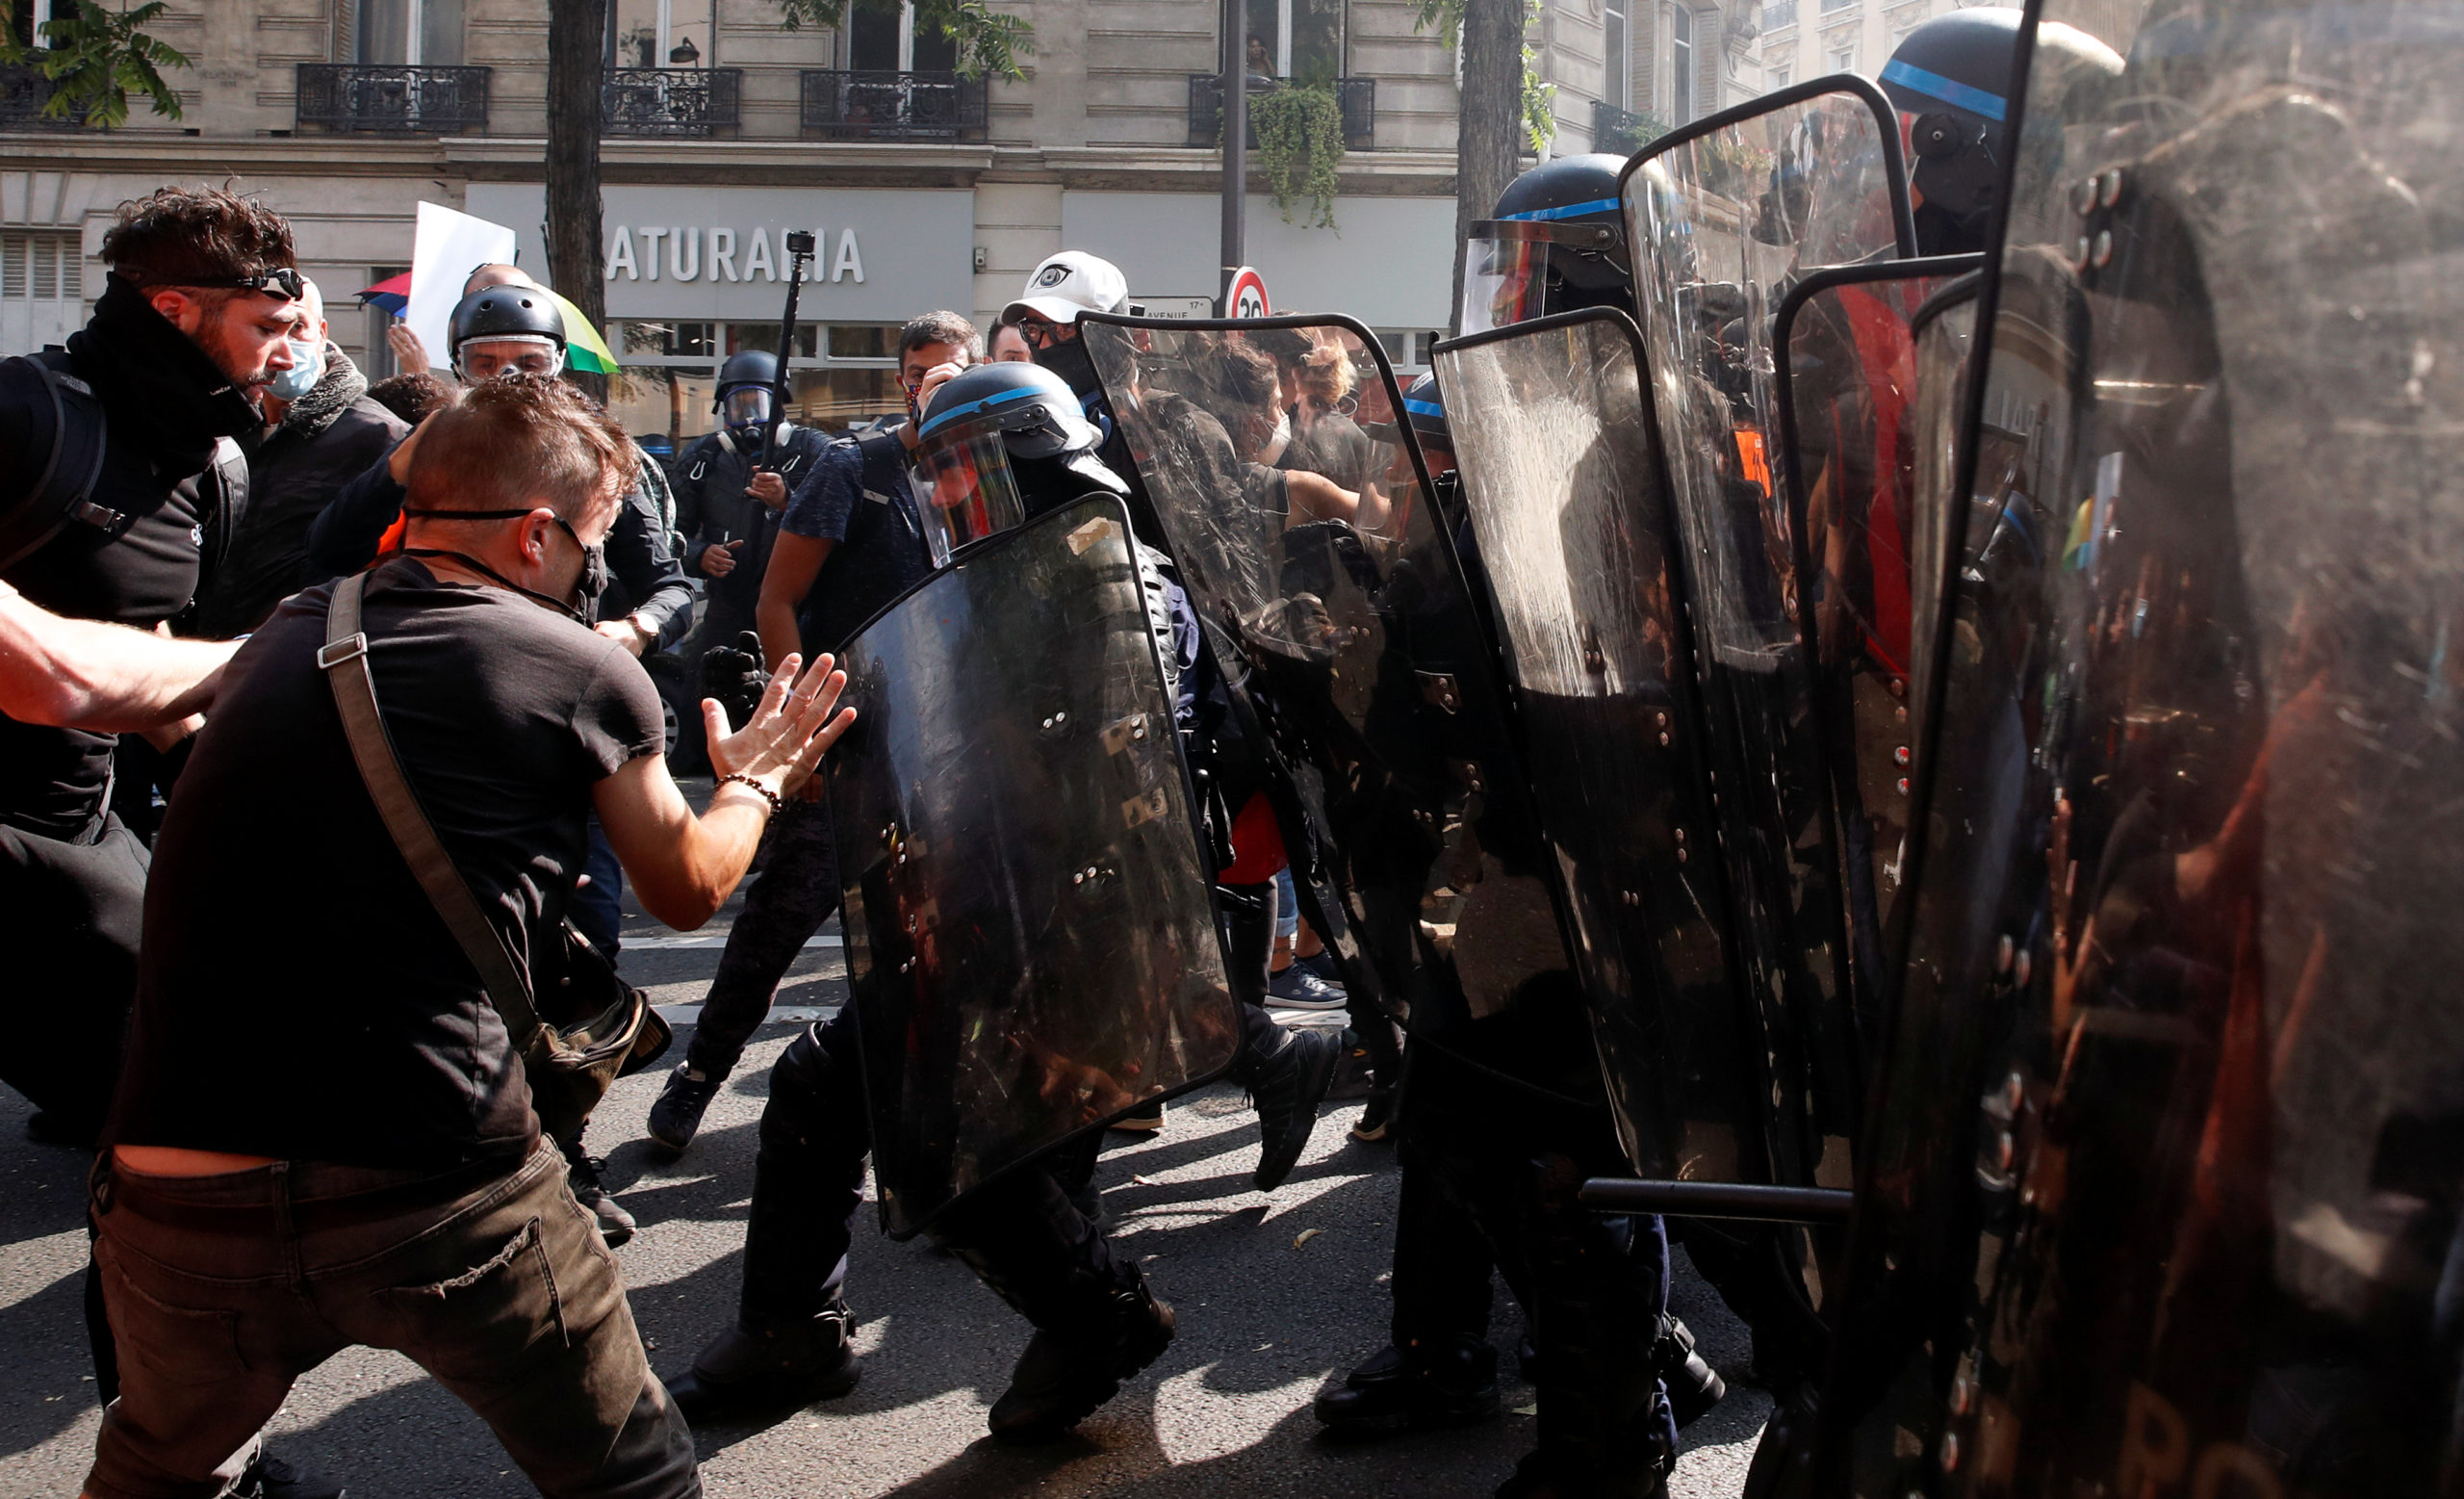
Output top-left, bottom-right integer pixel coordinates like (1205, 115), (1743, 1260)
(1389, 1047), (1679, 1495)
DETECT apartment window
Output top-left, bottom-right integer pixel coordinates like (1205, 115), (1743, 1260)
(1670, 5), (1693, 123)
(356, 0), (465, 65)
(608, 0), (721, 67)
(1768, 64), (1790, 88)
(848, 1), (956, 71)
(1603, 0), (1630, 111)
(2, 229), (86, 353)
(1829, 40), (1856, 70)
(1245, 0), (1344, 79)
(9, 0), (70, 48)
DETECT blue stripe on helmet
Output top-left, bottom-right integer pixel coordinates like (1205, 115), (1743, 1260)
(1498, 195), (1623, 223)
(1402, 397), (1447, 417)
(918, 380), (1044, 438)
(1879, 58), (2007, 122)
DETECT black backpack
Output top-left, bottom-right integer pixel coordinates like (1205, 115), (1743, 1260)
(0, 351), (114, 572)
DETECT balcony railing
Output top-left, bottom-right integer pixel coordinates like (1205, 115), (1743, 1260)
(1591, 100), (1669, 157)
(1188, 75), (1374, 151)
(0, 64), (82, 130)
(603, 66), (741, 137)
(800, 69), (988, 141)
(295, 64), (490, 134)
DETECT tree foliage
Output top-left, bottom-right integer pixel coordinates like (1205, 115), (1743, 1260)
(1412, 0), (1555, 152)
(0, 0), (192, 128)
(774, 0), (1032, 80)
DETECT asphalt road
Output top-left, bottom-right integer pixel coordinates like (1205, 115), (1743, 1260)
(0, 877), (1769, 1497)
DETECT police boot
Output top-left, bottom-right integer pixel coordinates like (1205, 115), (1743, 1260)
(1656, 1314), (1726, 1429)
(667, 1303), (861, 1423)
(1314, 1336), (1501, 1433)
(988, 1280), (1177, 1443)
(1249, 1025), (1341, 1191)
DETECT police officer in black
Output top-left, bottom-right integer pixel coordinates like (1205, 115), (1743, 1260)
(666, 349), (830, 770)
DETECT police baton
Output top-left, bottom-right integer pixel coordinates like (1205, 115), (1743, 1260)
(756, 230), (818, 474)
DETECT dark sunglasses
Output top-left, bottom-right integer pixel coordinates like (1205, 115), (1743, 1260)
(199, 266), (306, 301)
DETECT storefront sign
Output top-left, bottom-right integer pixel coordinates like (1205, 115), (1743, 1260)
(466, 184), (973, 323)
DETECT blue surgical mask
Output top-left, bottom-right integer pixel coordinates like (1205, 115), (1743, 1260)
(266, 338), (323, 401)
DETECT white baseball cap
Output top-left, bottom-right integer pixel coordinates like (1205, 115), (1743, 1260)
(1003, 250), (1130, 325)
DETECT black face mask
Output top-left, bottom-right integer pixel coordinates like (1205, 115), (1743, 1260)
(401, 507), (608, 624)
(1033, 337), (1102, 400)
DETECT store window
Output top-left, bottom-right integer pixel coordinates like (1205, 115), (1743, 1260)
(356, 0), (464, 65)
(1670, 5), (1694, 124)
(609, 0), (718, 68)
(1, 229), (85, 355)
(1245, 0), (1344, 79)
(848, 1), (957, 71)
(605, 318), (905, 446)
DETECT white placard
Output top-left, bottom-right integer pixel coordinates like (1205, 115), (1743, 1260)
(406, 202), (520, 373)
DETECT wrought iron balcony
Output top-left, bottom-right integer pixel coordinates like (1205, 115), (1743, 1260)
(1, 63), (83, 130)
(603, 66), (741, 138)
(295, 64), (490, 134)
(1591, 100), (1669, 157)
(800, 69), (988, 141)
(1188, 75), (1374, 151)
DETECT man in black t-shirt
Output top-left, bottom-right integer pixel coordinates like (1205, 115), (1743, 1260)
(90, 376), (854, 1499)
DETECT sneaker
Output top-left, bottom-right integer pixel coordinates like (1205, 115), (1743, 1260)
(1249, 1027), (1340, 1191)
(231, 1455), (346, 1499)
(648, 1064), (723, 1154)
(1314, 1338), (1500, 1433)
(1350, 1085), (1398, 1142)
(565, 1150), (636, 1249)
(1110, 1099), (1166, 1133)
(1296, 948), (1345, 986)
(668, 1304), (862, 1422)
(988, 1282), (1176, 1443)
(1267, 963), (1348, 1010)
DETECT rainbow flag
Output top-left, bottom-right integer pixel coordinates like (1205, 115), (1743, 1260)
(547, 289), (621, 375)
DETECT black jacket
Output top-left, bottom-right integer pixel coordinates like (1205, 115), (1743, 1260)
(1, 274), (259, 834)
(672, 424), (829, 617)
(307, 433), (698, 652)
(193, 347), (410, 638)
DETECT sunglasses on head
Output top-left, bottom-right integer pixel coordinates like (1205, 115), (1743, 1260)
(197, 267), (306, 301)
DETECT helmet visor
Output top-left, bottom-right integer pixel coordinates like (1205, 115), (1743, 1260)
(913, 418), (1029, 567)
(457, 336), (565, 380)
(723, 385), (774, 430)
(1459, 220), (1627, 334)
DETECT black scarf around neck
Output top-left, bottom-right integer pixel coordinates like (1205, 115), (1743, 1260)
(69, 273), (269, 463)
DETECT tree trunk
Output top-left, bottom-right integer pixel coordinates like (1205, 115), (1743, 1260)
(546, 0), (608, 402)
(1450, 0), (1524, 335)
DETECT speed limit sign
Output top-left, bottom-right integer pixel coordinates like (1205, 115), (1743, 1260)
(1226, 266), (1270, 320)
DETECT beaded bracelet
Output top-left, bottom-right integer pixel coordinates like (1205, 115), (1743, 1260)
(715, 772), (785, 813)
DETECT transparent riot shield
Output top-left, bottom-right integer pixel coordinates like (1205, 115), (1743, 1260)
(1430, 308), (1763, 1184)
(825, 494), (1242, 1238)
(1615, 80), (1918, 1178)
(1813, 3), (2464, 1493)
(1079, 313), (1608, 1115)
(1771, 253), (1983, 1014)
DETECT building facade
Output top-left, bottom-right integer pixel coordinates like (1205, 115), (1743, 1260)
(1, 0), (1759, 439)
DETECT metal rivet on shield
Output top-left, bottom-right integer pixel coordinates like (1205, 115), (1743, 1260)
(1674, 828), (1686, 844)
(1951, 1372), (1975, 1415)
(1996, 1131), (2015, 1173)
(2074, 177), (2098, 217)
(2005, 1071), (2025, 1112)
(1656, 711), (1669, 728)
(1940, 1432), (1961, 1473)
(2014, 950), (2033, 988)
(1995, 935), (2015, 973)
(1892, 745), (1911, 766)
(1894, 705), (1908, 723)
(2073, 236), (2094, 271)
(1887, 678), (1906, 699)
(1895, 777), (1910, 796)
(2099, 168), (2125, 209)
(900, 959), (914, 973)
(1676, 847), (1689, 864)
(1041, 716), (1054, 729)
(1056, 711), (1067, 725)
(1072, 870), (1085, 885)
(1658, 732), (1672, 747)
(2092, 229), (2115, 269)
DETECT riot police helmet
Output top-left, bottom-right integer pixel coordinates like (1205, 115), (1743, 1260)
(714, 349), (780, 445)
(1463, 154), (1635, 333)
(1881, 7), (2024, 254)
(1365, 372), (1452, 458)
(448, 284), (567, 381)
(913, 359), (1119, 564)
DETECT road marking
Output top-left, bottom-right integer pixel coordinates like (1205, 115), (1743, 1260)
(626, 934), (842, 951)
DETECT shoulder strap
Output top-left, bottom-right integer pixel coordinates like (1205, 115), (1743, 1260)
(855, 429), (909, 502)
(321, 571), (546, 1040)
(0, 352), (116, 573)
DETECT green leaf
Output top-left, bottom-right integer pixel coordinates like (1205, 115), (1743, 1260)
(1236, 79), (1346, 230)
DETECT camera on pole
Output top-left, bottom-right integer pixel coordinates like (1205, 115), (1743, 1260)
(757, 229), (819, 472)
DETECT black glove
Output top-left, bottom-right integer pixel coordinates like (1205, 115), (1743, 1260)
(699, 630), (770, 731)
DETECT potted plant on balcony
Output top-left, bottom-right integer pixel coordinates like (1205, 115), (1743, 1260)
(1243, 70), (1346, 229)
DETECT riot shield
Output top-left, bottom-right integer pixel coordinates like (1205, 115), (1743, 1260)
(826, 494), (1242, 1238)
(1770, 253), (1984, 1010)
(1429, 308), (1763, 1184)
(1612, 81), (1919, 1180)
(1078, 313), (1608, 1115)
(1814, 3), (2464, 1493)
